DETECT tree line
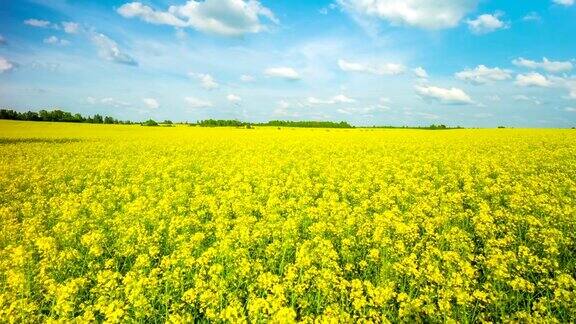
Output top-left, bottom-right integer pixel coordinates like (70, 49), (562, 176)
(0, 109), (134, 124)
(369, 124), (463, 130)
(193, 119), (353, 128)
(0, 109), (466, 129)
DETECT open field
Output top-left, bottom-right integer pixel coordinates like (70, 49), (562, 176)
(1, 121), (575, 322)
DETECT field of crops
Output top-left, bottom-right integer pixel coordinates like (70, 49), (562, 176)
(0, 120), (575, 322)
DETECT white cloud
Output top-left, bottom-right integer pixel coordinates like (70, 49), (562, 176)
(307, 94), (356, 105)
(404, 111), (440, 119)
(117, 0), (278, 36)
(515, 72), (552, 87)
(100, 97), (131, 107)
(338, 59), (365, 72)
(227, 94), (242, 104)
(565, 107), (576, 112)
(486, 95), (501, 101)
(240, 74), (255, 82)
(553, 0), (574, 6)
(185, 96), (212, 108)
(273, 100), (300, 117)
(91, 33), (137, 66)
(513, 95), (541, 105)
(278, 100), (290, 109)
(118, 2), (187, 26)
(466, 12), (508, 34)
(413, 67), (428, 79)
(24, 18), (51, 28)
(455, 65), (512, 84)
(333, 94), (356, 103)
(43, 36), (70, 46)
(338, 104), (390, 115)
(0, 35), (6, 45)
(523, 12), (541, 22)
(566, 83), (576, 99)
(548, 75), (576, 99)
(338, 59), (405, 75)
(337, 0), (478, 30)
(264, 67), (301, 80)
(415, 85), (473, 105)
(190, 73), (219, 90)
(0, 57), (14, 73)
(62, 22), (80, 34)
(143, 98), (159, 109)
(512, 57), (573, 73)
(319, 3), (338, 15)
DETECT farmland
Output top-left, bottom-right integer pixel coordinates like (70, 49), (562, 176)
(0, 120), (575, 322)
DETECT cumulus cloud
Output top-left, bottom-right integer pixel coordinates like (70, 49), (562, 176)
(337, 0), (478, 30)
(117, 0), (278, 36)
(455, 65), (512, 84)
(24, 18), (51, 28)
(0, 56), (14, 73)
(512, 57), (573, 73)
(43, 36), (70, 46)
(413, 67), (428, 79)
(62, 22), (80, 34)
(264, 67), (301, 80)
(338, 59), (405, 75)
(185, 96), (212, 108)
(143, 98), (159, 109)
(91, 33), (137, 66)
(515, 72), (552, 87)
(118, 2), (187, 26)
(466, 12), (508, 34)
(415, 85), (473, 105)
(553, 0), (574, 6)
(227, 94), (242, 105)
(308, 94), (356, 105)
(190, 73), (219, 90)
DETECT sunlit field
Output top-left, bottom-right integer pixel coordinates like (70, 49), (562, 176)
(1, 120), (575, 322)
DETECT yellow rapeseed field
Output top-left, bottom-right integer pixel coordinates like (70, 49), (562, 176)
(1, 120), (575, 322)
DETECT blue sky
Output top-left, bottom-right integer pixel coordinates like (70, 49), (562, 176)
(0, 0), (575, 127)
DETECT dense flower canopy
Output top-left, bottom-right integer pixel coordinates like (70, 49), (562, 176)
(0, 121), (575, 322)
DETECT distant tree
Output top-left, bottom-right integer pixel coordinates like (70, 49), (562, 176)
(163, 120), (173, 124)
(93, 114), (103, 124)
(142, 119), (158, 126)
(23, 111), (40, 121)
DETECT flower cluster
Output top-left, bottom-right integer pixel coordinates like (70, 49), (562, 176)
(0, 122), (575, 322)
